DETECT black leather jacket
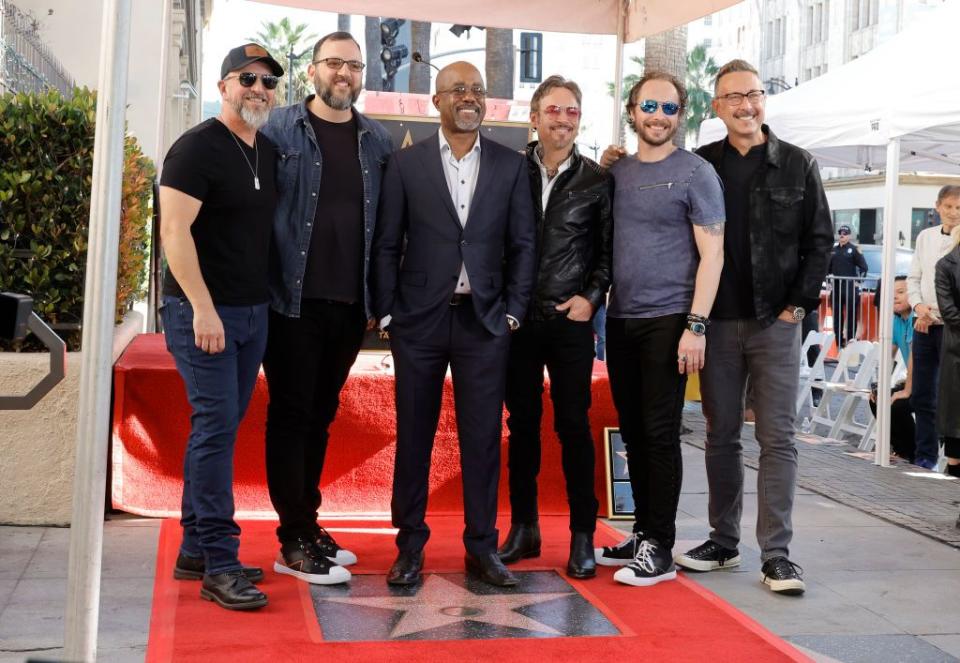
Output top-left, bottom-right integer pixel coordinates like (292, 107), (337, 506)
(525, 142), (612, 321)
(696, 125), (833, 325)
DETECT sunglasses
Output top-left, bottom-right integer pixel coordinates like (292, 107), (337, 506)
(638, 99), (680, 116)
(224, 72), (279, 90)
(543, 105), (581, 118)
(313, 57), (365, 73)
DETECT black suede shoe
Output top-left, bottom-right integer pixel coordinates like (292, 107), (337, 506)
(497, 523), (542, 564)
(465, 552), (519, 587)
(387, 550), (424, 586)
(173, 553), (264, 583)
(200, 571), (268, 610)
(567, 531), (596, 579)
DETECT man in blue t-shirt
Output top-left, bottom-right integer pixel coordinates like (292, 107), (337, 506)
(594, 72), (725, 588)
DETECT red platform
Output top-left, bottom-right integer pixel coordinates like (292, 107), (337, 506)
(111, 334), (618, 518)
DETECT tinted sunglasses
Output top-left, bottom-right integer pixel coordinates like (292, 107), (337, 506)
(224, 72), (280, 90)
(638, 99), (680, 116)
(543, 105), (581, 118)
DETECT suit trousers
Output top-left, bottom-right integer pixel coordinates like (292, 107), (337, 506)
(699, 318), (801, 561)
(390, 301), (511, 556)
(504, 316), (599, 533)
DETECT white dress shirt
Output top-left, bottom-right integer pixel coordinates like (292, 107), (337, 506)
(439, 129), (481, 295)
(531, 145), (573, 211)
(908, 225), (955, 322)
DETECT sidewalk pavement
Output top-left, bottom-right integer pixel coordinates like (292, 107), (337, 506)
(1, 403), (959, 662)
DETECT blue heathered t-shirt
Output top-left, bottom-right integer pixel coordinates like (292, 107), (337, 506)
(607, 149), (726, 318)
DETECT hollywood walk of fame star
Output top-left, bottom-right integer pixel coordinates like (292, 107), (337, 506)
(319, 574), (572, 639)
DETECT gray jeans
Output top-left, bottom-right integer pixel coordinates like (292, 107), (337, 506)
(699, 318), (801, 561)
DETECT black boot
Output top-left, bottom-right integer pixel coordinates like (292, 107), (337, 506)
(200, 571), (268, 610)
(497, 523), (541, 564)
(567, 531), (596, 579)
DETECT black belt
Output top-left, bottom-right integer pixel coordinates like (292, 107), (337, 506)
(449, 293), (472, 306)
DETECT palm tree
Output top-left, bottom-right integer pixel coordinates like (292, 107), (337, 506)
(409, 21), (432, 94)
(248, 18), (318, 105)
(364, 17), (382, 91)
(485, 28), (514, 99)
(337, 14), (350, 32)
(685, 42), (719, 144)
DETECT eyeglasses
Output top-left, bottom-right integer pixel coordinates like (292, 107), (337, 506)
(638, 99), (680, 116)
(223, 72), (280, 90)
(543, 105), (581, 118)
(717, 90), (765, 107)
(437, 85), (487, 98)
(313, 57), (365, 73)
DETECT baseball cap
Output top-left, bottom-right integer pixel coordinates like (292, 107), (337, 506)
(838, 225), (851, 235)
(220, 43), (284, 80)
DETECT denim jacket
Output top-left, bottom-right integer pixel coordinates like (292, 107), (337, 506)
(260, 96), (394, 318)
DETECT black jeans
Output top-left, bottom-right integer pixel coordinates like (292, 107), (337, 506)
(263, 299), (366, 543)
(504, 316), (599, 533)
(606, 314), (687, 549)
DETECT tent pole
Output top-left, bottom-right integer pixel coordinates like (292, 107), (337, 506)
(611, 0), (627, 145)
(875, 137), (900, 467)
(64, 0), (133, 660)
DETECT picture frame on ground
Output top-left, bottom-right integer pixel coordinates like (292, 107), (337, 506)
(603, 427), (634, 520)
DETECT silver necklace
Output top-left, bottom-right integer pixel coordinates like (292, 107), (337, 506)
(222, 120), (260, 190)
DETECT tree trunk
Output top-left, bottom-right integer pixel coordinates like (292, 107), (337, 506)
(337, 14), (351, 32)
(485, 28), (514, 100)
(643, 26), (688, 148)
(409, 21), (432, 94)
(364, 16), (382, 91)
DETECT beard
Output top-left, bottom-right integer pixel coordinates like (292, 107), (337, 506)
(229, 95), (272, 130)
(451, 103), (483, 131)
(315, 73), (360, 111)
(638, 120), (677, 147)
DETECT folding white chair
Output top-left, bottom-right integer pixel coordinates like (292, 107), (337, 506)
(796, 329), (835, 415)
(809, 341), (878, 439)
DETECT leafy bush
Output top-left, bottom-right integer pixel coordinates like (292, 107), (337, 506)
(0, 87), (154, 351)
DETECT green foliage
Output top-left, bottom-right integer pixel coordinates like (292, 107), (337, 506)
(0, 87), (154, 352)
(248, 18), (318, 103)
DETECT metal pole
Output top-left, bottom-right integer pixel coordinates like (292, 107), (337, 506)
(287, 48), (296, 106)
(147, 0), (173, 333)
(64, 0), (132, 660)
(875, 138), (900, 467)
(611, 0), (627, 145)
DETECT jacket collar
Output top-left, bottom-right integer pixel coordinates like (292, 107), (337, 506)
(705, 123), (780, 168)
(525, 140), (581, 169)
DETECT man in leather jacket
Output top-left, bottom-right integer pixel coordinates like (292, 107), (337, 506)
(496, 76), (612, 579)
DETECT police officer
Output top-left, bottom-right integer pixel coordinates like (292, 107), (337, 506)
(828, 225), (868, 346)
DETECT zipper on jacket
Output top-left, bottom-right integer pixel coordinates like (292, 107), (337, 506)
(635, 182), (673, 191)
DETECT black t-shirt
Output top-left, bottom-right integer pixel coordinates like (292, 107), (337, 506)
(302, 109), (364, 303)
(161, 118), (276, 305)
(712, 141), (765, 319)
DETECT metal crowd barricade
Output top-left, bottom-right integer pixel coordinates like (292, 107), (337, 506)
(821, 275), (878, 351)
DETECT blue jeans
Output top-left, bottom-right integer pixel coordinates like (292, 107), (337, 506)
(593, 303), (607, 361)
(910, 325), (943, 465)
(161, 296), (268, 574)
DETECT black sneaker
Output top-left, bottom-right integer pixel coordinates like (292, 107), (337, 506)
(674, 540), (741, 572)
(613, 538), (677, 587)
(274, 536), (351, 585)
(760, 556), (805, 595)
(315, 526), (357, 566)
(594, 532), (643, 566)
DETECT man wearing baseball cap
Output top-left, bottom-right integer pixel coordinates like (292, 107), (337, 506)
(160, 43), (282, 610)
(827, 225), (868, 346)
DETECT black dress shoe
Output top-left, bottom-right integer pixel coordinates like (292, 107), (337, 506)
(496, 523), (542, 564)
(465, 552), (519, 587)
(387, 550), (424, 586)
(173, 553), (264, 583)
(200, 571), (268, 610)
(566, 531), (597, 579)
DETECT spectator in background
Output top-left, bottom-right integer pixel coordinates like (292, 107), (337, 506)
(908, 185), (960, 470)
(827, 225), (868, 346)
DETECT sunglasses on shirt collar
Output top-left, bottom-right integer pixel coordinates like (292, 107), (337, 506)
(638, 99), (680, 116)
(223, 72), (280, 90)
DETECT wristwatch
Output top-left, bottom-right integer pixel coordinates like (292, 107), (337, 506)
(787, 305), (806, 322)
(507, 316), (520, 332)
(686, 313), (708, 337)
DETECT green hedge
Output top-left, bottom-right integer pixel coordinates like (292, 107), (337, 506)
(0, 87), (154, 351)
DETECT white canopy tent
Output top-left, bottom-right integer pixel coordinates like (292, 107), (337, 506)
(699, 0), (960, 470)
(67, 1), (742, 660)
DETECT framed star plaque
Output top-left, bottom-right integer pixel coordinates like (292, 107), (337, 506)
(603, 427), (634, 520)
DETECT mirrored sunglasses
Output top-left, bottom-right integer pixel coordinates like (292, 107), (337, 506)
(639, 99), (680, 116)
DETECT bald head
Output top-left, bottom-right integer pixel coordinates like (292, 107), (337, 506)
(433, 60), (486, 135)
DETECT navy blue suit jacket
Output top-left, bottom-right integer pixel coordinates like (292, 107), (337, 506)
(371, 132), (536, 338)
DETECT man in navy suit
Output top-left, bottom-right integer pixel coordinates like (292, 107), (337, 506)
(371, 61), (536, 588)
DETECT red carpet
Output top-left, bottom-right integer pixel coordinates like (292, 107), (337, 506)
(145, 516), (808, 662)
(111, 334), (618, 517)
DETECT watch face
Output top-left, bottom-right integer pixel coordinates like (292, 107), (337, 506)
(793, 307), (806, 322)
(690, 321), (706, 336)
